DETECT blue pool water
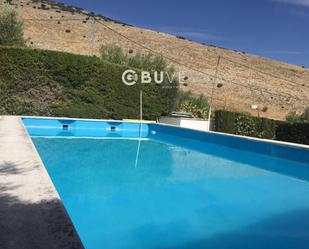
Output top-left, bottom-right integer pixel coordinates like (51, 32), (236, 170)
(23, 118), (309, 249)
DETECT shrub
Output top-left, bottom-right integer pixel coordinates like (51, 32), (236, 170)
(276, 123), (309, 145)
(214, 110), (237, 134)
(99, 43), (175, 75)
(0, 46), (178, 120)
(100, 43), (127, 66)
(0, 5), (25, 46)
(214, 110), (278, 139)
(286, 111), (300, 123)
(180, 94), (209, 119)
(217, 83), (223, 88)
(173, 91), (209, 119)
(286, 107), (309, 123)
(303, 107), (309, 121)
(214, 109), (309, 144)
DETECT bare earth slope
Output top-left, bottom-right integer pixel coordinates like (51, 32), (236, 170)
(5, 0), (309, 120)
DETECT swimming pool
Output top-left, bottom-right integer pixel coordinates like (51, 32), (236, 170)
(23, 117), (309, 249)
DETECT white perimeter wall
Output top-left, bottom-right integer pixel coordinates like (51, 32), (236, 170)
(159, 117), (211, 131)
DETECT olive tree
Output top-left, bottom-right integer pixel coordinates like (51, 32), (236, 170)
(0, 4), (25, 46)
(286, 107), (309, 123)
(99, 43), (175, 74)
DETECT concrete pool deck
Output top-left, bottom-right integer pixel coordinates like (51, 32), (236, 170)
(0, 116), (84, 249)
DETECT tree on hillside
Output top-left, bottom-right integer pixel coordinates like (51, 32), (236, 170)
(0, 4), (25, 46)
(286, 107), (309, 123)
(99, 43), (127, 65)
(99, 43), (175, 74)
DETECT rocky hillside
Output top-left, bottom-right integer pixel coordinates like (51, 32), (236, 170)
(3, 0), (309, 120)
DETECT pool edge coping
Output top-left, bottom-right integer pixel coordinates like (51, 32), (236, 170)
(19, 116), (85, 248)
(20, 115), (309, 150)
(0, 116), (85, 249)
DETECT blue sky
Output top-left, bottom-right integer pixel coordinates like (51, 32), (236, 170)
(60, 0), (309, 67)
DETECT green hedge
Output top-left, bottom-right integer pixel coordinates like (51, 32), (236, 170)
(214, 110), (279, 139)
(214, 110), (309, 145)
(0, 46), (177, 119)
(276, 123), (309, 145)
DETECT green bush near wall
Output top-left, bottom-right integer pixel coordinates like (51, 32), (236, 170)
(214, 110), (279, 139)
(214, 110), (309, 145)
(0, 46), (178, 119)
(276, 123), (309, 145)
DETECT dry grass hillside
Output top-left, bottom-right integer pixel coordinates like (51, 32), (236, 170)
(3, 0), (309, 120)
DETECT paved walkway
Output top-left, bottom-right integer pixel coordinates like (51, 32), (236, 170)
(0, 116), (84, 249)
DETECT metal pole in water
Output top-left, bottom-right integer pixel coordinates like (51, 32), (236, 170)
(135, 90), (143, 168)
(140, 90), (143, 121)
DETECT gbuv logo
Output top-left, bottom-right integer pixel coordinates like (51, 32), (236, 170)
(122, 70), (186, 86)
